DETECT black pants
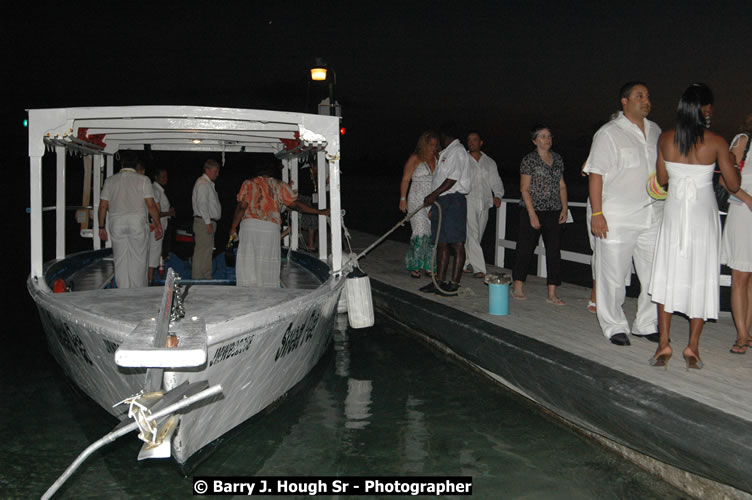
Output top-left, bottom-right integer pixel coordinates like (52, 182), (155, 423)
(512, 209), (562, 286)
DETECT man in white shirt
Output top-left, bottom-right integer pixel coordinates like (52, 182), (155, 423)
(192, 159), (222, 280)
(422, 124), (473, 295)
(584, 81), (662, 346)
(98, 152), (162, 288)
(148, 167), (175, 282)
(464, 131), (504, 277)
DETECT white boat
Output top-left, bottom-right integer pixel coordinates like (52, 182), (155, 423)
(25, 106), (353, 476)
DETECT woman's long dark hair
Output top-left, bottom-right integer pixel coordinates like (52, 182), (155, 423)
(674, 83), (713, 156)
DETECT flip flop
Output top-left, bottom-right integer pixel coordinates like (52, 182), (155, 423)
(474, 272), (485, 279)
(510, 289), (527, 300)
(409, 271), (421, 279)
(730, 343), (748, 354)
(587, 300), (596, 313)
(547, 296), (566, 306)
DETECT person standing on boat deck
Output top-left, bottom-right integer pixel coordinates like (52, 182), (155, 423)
(148, 167), (175, 283)
(230, 160), (329, 287)
(464, 131), (504, 278)
(421, 123), (473, 296)
(98, 152), (162, 288)
(584, 81), (662, 346)
(192, 159), (221, 280)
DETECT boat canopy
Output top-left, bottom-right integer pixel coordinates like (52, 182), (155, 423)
(26, 105), (343, 285)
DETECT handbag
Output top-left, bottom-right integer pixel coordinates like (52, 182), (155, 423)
(714, 133), (750, 211)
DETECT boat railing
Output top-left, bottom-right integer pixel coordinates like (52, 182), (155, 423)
(494, 198), (732, 288)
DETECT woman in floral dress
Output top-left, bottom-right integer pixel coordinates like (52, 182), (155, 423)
(399, 131), (439, 278)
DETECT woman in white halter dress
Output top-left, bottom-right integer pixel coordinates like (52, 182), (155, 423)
(648, 84), (740, 370)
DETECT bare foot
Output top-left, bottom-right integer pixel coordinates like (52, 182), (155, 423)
(511, 287), (527, 300)
(546, 295), (565, 306)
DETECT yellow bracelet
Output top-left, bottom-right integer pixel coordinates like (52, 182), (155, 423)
(592, 211), (603, 216)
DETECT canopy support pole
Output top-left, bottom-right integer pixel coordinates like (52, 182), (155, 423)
(30, 155), (43, 280)
(55, 147), (66, 259)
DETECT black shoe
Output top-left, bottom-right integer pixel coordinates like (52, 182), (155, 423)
(609, 333), (631, 346)
(419, 282), (437, 293)
(633, 332), (660, 343)
(434, 281), (458, 296)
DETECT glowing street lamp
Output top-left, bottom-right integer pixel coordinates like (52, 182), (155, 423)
(310, 58), (337, 116)
(310, 66), (327, 81)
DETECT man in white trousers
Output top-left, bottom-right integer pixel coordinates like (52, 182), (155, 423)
(98, 152), (163, 288)
(464, 131), (504, 277)
(584, 81), (662, 346)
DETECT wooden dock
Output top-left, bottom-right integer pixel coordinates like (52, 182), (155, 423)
(347, 230), (752, 499)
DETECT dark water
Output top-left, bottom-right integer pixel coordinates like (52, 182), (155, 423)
(1, 312), (683, 499)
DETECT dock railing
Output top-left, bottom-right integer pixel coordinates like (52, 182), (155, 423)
(494, 199), (731, 287)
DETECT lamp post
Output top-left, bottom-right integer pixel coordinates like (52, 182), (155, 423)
(310, 58), (337, 116)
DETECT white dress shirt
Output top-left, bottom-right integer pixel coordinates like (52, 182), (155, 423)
(152, 181), (171, 229)
(432, 138), (473, 195)
(192, 173), (221, 224)
(467, 151), (504, 208)
(583, 112), (662, 228)
(100, 168), (153, 219)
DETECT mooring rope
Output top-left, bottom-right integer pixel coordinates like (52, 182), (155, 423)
(336, 202), (459, 296)
(42, 385), (223, 500)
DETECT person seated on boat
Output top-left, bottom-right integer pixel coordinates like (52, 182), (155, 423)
(98, 151), (163, 288)
(230, 159), (330, 287)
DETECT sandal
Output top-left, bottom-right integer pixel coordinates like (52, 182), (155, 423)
(587, 300), (597, 313)
(473, 272), (485, 279)
(730, 343), (748, 355)
(409, 271), (421, 279)
(510, 289), (527, 300)
(546, 296), (566, 306)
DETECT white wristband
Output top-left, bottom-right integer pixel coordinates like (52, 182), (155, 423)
(400, 197), (406, 201)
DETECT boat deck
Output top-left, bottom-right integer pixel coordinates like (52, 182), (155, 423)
(57, 257), (321, 331)
(348, 230), (752, 498)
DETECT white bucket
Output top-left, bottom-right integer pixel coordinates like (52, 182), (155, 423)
(345, 268), (374, 328)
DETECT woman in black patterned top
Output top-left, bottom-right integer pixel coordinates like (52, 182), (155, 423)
(511, 124), (569, 305)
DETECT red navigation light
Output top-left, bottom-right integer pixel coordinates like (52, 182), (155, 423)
(340, 127), (346, 136)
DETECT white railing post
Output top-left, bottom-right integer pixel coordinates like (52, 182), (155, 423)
(537, 236), (547, 278)
(495, 201), (507, 268)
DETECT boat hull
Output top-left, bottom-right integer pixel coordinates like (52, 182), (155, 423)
(28, 250), (344, 464)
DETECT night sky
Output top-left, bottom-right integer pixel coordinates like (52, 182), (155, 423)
(5, 1), (752, 170)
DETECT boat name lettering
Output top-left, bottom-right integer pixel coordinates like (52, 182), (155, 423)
(210, 335), (254, 366)
(56, 322), (93, 365)
(275, 308), (321, 362)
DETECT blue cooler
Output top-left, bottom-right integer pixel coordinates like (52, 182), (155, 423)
(488, 282), (510, 315)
